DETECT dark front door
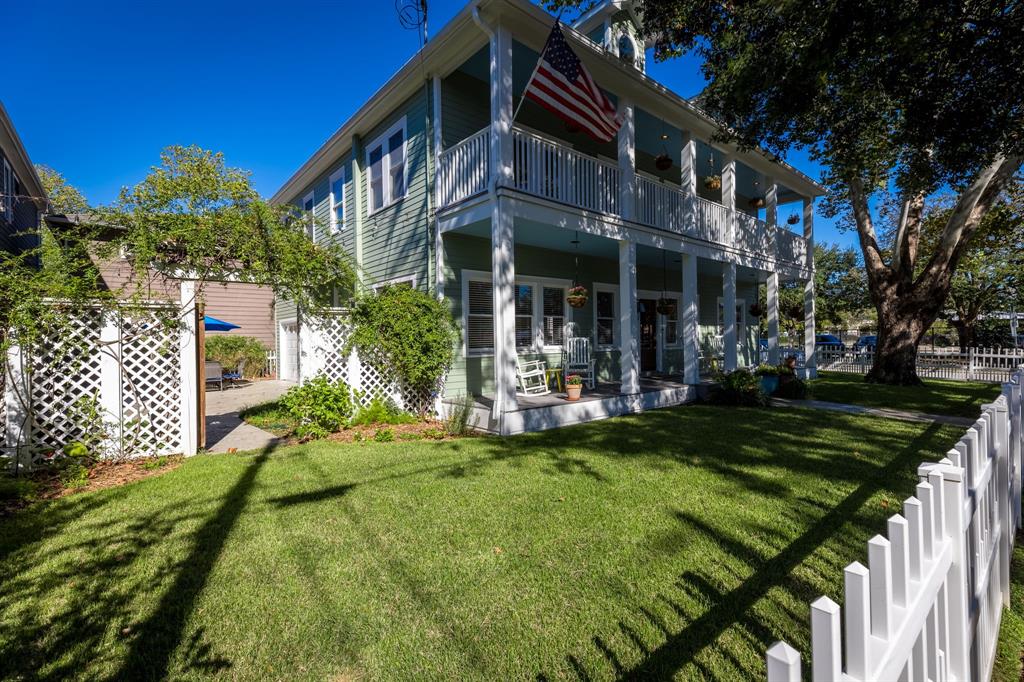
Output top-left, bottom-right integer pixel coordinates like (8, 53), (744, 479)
(639, 299), (657, 372)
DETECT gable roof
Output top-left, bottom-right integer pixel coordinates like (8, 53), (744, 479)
(0, 100), (47, 210)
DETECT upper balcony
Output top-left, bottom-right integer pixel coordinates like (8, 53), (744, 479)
(436, 125), (809, 268)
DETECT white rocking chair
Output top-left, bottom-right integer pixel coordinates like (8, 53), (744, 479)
(563, 337), (595, 389)
(516, 358), (551, 396)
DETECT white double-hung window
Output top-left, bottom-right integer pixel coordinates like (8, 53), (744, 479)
(328, 167), (345, 232)
(366, 117), (407, 214)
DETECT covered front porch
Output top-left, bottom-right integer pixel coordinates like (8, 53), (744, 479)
(438, 211), (815, 434)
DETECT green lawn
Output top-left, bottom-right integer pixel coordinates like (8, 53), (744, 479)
(809, 371), (1001, 417)
(0, 406), (962, 680)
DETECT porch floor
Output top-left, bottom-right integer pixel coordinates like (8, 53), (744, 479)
(473, 375), (697, 411)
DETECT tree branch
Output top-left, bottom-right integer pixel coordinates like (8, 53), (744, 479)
(848, 177), (889, 284)
(892, 192), (924, 281)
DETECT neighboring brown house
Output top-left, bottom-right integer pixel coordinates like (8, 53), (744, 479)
(44, 214), (276, 349)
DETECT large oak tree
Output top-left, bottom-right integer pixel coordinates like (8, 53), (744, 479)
(553, 0), (1024, 383)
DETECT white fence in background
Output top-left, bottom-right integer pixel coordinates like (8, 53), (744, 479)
(298, 311), (435, 415)
(263, 350), (278, 378)
(819, 347), (1024, 383)
(2, 296), (199, 470)
(767, 368), (1024, 682)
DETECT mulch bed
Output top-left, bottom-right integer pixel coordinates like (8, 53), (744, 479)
(1, 456), (182, 518)
(325, 420), (457, 444)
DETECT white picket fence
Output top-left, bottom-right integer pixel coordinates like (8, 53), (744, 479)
(766, 368), (1024, 682)
(819, 347), (1024, 383)
(298, 310), (435, 415)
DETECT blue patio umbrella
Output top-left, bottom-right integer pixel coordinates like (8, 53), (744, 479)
(203, 315), (240, 332)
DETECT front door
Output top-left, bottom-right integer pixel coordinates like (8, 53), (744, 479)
(638, 299), (657, 372)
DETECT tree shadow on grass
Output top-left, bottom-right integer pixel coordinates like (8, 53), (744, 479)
(547, 419), (946, 680)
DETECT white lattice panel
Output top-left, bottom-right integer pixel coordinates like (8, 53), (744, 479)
(26, 311), (103, 466)
(120, 311), (182, 456)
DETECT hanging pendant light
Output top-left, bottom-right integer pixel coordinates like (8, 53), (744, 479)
(655, 119), (672, 171)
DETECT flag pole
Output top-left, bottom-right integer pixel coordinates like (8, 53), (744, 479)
(511, 17), (561, 123)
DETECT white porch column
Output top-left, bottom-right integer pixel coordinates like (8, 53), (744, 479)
(619, 240), (639, 394)
(681, 251), (700, 384)
(723, 263), (738, 371)
(490, 23), (517, 419)
(767, 272), (780, 365)
(803, 196), (817, 378)
(617, 99), (635, 221)
(680, 133), (697, 234)
(178, 280), (198, 456)
(722, 155), (737, 242)
(432, 74), (445, 301)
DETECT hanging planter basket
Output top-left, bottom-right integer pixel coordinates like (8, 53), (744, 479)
(703, 175), (722, 191)
(655, 153), (673, 171)
(656, 297), (677, 316)
(567, 285), (589, 309)
(565, 120), (583, 135)
(749, 197), (766, 209)
(749, 302), (765, 318)
(787, 213), (800, 226)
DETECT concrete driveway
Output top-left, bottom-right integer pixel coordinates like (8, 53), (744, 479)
(204, 380), (292, 453)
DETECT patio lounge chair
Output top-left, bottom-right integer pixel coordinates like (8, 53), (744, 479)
(562, 337), (594, 389)
(516, 358), (551, 396)
(205, 361), (224, 391)
(224, 359), (248, 387)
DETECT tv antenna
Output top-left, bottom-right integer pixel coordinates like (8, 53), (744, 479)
(396, 0), (428, 48)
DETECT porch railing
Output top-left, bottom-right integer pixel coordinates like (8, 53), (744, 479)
(436, 127), (809, 266)
(436, 127), (489, 207)
(511, 127), (620, 215)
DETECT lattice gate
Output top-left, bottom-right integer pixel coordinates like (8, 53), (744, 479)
(299, 311), (437, 416)
(3, 304), (194, 470)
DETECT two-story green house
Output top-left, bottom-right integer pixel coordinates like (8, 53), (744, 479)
(271, 0), (823, 435)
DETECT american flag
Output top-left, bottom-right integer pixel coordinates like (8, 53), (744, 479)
(523, 21), (622, 142)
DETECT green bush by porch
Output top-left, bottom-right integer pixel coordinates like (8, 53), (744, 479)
(0, 406), (961, 680)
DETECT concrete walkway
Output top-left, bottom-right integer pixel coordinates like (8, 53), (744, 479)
(771, 397), (975, 428)
(204, 380), (292, 453)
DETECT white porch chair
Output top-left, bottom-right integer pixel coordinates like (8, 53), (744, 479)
(563, 337), (595, 389)
(516, 357), (551, 396)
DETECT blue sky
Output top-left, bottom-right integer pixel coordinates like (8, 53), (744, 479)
(7, 0), (850, 247)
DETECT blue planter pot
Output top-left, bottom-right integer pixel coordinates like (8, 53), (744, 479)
(759, 375), (780, 396)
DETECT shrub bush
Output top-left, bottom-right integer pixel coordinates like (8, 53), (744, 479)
(443, 394), (474, 436)
(279, 376), (355, 439)
(754, 363), (779, 376)
(349, 285), (459, 406)
(373, 428), (395, 443)
(350, 397), (415, 427)
(774, 377), (810, 399)
(708, 369), (767, 407)
(205, 335), (268, 377)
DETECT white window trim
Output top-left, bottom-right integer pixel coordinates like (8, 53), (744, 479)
(371, 274), (417, 292)
(302, 190), (315, 241)
(328, 167), (345, 233)
(461, 269), (572, 357)
(365, 116), (408, 216)
(717, 296), (747, 336)
(593, 282), (620, 351)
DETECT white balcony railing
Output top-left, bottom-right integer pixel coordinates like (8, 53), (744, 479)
(436, 127), (489, 207)
(435, 127), (809, 266)
(511, 127), (620, 215)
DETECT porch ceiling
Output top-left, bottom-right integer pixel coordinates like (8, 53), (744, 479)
(451, 219), (768, 283)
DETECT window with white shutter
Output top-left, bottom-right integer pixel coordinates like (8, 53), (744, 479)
(467, 280), (493, 352)
(542, 286), (565, 347)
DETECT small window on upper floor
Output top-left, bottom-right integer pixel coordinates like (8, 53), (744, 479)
(366, 118), (407, 215)
(302, 191), (315, 240)
(329, 168), (345, 233)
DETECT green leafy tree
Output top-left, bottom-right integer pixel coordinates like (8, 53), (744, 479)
(36, 165), (89, 215)
(551, 0), (1024, 383)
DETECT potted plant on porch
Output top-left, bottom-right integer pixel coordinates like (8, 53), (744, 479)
(565, 374), (584, 401)
(754, 363), (780, 396)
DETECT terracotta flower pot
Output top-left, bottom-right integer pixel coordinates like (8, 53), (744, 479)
(566, 384), (583, 401)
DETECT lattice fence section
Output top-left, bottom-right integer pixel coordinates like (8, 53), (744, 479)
(26, 310), (104, 466)
(120, 311), (182, 456)
(301, 312), (436, 415)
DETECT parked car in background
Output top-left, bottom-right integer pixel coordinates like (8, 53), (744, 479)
(816, 334), (846, 351)
(854, 335), (877, 352)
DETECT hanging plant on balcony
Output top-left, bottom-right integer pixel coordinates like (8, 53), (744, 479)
(703, 175), (722, 191)
(749, 196), (766, 209)
(787, 213), (800, 225)
(655, 153), (673, 171)
(656, 297), (677, 316)
(567, 285), (589, 308)
(749, 302), (765, 318)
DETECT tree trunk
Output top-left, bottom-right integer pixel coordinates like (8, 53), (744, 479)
(867, 301), (929, 385)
